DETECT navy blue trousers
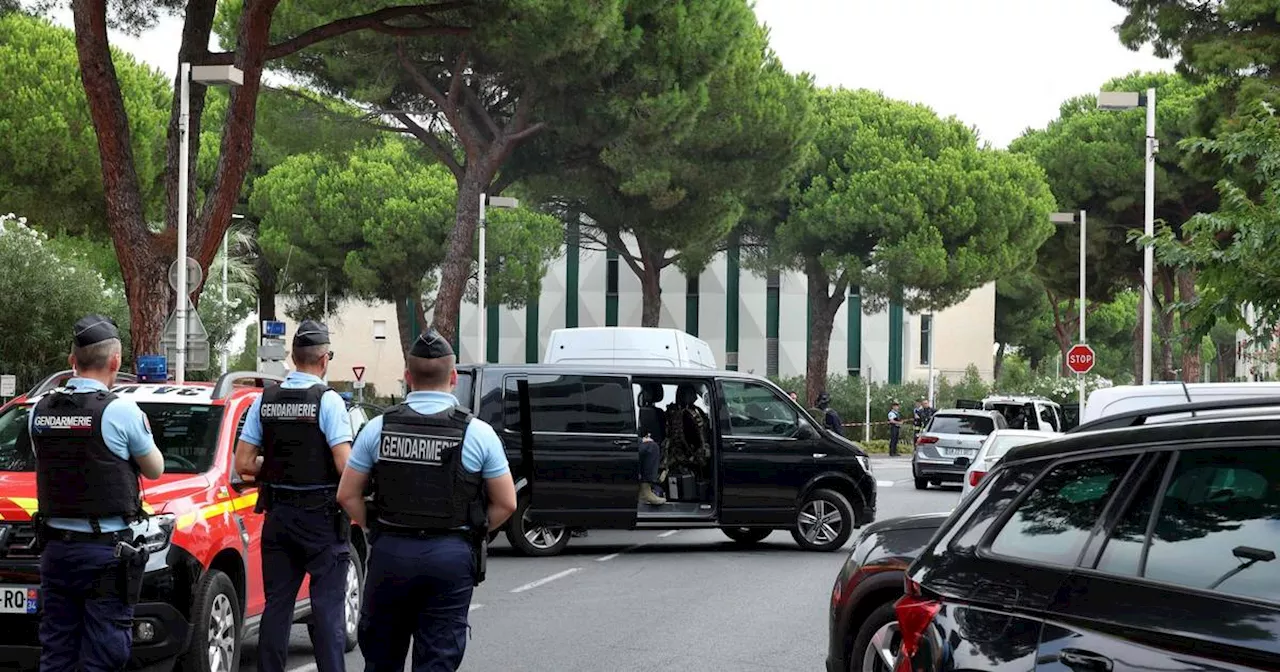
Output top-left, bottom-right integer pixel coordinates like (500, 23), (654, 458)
(358, 533), (474, 672)
(39, 540), (133, 672)
(258, 503), (350, 672)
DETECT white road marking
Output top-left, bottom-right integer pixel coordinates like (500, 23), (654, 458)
(876, 480), (896, 487)
(291, 664), (317, 672)
(596, 530), (681, 562)
(510, 567), (581, 593)
(469, 603), (484, 611)
(658, 530), (680, 538)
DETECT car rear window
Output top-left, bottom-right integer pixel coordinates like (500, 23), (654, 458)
(929, 414), (994, 435)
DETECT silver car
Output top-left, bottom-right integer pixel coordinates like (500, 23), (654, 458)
(960, 428), (1059, 498)
(912, 409), (1007, 489)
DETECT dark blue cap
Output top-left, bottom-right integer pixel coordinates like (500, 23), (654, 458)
(409, 327), (454, 359)
(73, 314), (119, 347)
(293, 320), (330, 347)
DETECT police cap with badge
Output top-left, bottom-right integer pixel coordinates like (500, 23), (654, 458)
(73, 314), (120, 348)
(409, 327), (454, 360)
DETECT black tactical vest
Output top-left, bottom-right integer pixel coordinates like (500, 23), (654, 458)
(371, 404), (485, 532)
(32, 388), (141, 523)
(258, 384), (339, 487)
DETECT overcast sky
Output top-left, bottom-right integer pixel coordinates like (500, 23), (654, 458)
(50, 0), (1171, 148)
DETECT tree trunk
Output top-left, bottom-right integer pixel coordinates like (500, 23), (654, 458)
(638, 244), (664, 328)
(1156, 269), (1176, 380)
(994, 342), (1006, 381)
(254, 253), (277, 322)
(803, 260), (848, 407)
(125, 240), (173, 356)
(1177, 267), (1202, 382)
(432, 166), (486, 347)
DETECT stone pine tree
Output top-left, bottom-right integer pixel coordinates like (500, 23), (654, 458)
(38, 0), (477, 358)
(762, 88), (1056, 404)
(515, 7), (814, 327)
(250, 140), (561, 358)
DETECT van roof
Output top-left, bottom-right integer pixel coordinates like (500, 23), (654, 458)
(457, 362), (759, 380)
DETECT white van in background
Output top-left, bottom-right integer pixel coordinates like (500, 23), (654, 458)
(543, 327), (717, 369)
(1081, 381), (1280, 424)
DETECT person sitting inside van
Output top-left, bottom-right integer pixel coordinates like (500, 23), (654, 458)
(637, 384), (667, 505)
(663, 383), (710, 475)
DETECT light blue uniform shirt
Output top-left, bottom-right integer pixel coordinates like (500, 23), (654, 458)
(239, 371), (353, 490)
(348, 391), (509, 479)
(29, 377), (158, 532)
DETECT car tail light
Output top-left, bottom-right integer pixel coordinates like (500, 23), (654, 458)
(916, 435), (938, 445)
(894, 577), (941, 670)
(969, 470), (986, 487)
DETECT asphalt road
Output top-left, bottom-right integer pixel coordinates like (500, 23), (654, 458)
(239, 457), (961, 671)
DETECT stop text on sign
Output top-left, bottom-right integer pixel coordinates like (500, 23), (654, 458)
(1067, 344), (1095, 375)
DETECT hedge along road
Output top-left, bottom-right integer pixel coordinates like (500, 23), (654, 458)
(238, 458), (961, 671)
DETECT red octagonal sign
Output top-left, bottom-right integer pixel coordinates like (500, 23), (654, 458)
(1067, 343), (1096, 375)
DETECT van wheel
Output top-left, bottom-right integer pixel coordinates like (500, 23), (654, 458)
(506, 499), (570, 557)
(722, 527), (772, 545)
(179, 569), (241, 672)
(914, 477), (929, 490)
(791, 488), (854, 552)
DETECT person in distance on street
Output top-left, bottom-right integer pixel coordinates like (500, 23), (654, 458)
(235, 320), (353, 672)
(337, 327), (516, 672)
(887, 401), (904, 456)
(815, 391), (844, 437)
(32, 315), (165, 671)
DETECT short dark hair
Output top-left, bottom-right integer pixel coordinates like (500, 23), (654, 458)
(292, 344), (330, 367)
(407, 354), (455, 390)
(72, 339), (120, 371)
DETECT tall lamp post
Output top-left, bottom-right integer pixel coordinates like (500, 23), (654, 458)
(1098, 88), (1157, 385)
(1051, 210), (1088, 410)
(477, 194), (519, 362)
(176, 63), (243, 384)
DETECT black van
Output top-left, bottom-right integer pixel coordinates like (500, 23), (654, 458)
(453, 364), (877, 556)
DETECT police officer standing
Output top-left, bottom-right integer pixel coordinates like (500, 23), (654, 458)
(235, 320), (353, 672)
(32, 315), (165, 671)
(336, 328), (516, 672)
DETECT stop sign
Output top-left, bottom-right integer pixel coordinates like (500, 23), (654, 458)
(1067, 343), (1096, 375)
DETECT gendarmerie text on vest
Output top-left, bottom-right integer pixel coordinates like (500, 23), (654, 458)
(378, 432), (454, 465)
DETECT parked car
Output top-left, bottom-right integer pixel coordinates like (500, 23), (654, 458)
(0, 370), (369, 672)
(957, 395), (1065, 432)
(1081, 380), (1280, 424)
(960, 428), (1059, 498)
(826, 512), (949, 672)
(896, 397), (1280, 671)
(542, 326), (717, 369)
(454, 363), (877, 556)
(912, 409), (1007, 490)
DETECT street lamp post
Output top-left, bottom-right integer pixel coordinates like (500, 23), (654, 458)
(477, 195), (519, 362)
(1052, 210), (1088, 410)
(176, 63), (243, 384)
(1098, 88), (1157, 385)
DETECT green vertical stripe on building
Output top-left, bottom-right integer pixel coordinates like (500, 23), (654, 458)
(486, 303), (499, 363)
(451, 327), (460, 360)
(848, 286), (861, 374)
(525, 299), (539, 363)
(685, 272), (699, 337)
(605, 249), (618, 327)
(766, 283), (779, 340)
(565, 221), (580, 328)
(726, 236), (740, 370)
(888, 298), (904, 384)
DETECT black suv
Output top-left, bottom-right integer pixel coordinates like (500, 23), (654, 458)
(453, 364), (877, 556)
(895, 398), (1280, 671)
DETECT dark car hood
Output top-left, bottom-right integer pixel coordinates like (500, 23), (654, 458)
(860, 512), (951, 536)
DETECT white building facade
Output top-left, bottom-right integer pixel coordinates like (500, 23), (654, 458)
(271, 229), (996, 396)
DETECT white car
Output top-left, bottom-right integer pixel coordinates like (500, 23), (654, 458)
(961, 428), (1059, 497)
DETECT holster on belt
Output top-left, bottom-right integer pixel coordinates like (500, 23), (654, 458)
(331, 502), (351, 544)
(470, 528), (488, 586)
(92, 539), (149, 606)
(31, 513), (47, 553)
(254, 484), (273, 513)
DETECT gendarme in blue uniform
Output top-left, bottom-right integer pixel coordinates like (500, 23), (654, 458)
(350, 328), (507, 672)
(31, 315), (158, 672)
(238, 320), (353, 672)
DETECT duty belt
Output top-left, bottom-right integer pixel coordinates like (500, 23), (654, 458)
(43, 527), (134, 545)
(376, 525), (469, 540)
(267, 485), (339, 509)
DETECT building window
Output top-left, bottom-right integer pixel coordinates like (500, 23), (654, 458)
(919, 314), (931, 366)
(372, 320), (387, 341)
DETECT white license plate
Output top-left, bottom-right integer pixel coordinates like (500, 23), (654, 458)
(0, 586), (38, 614)
(940, 448), (975, 458)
